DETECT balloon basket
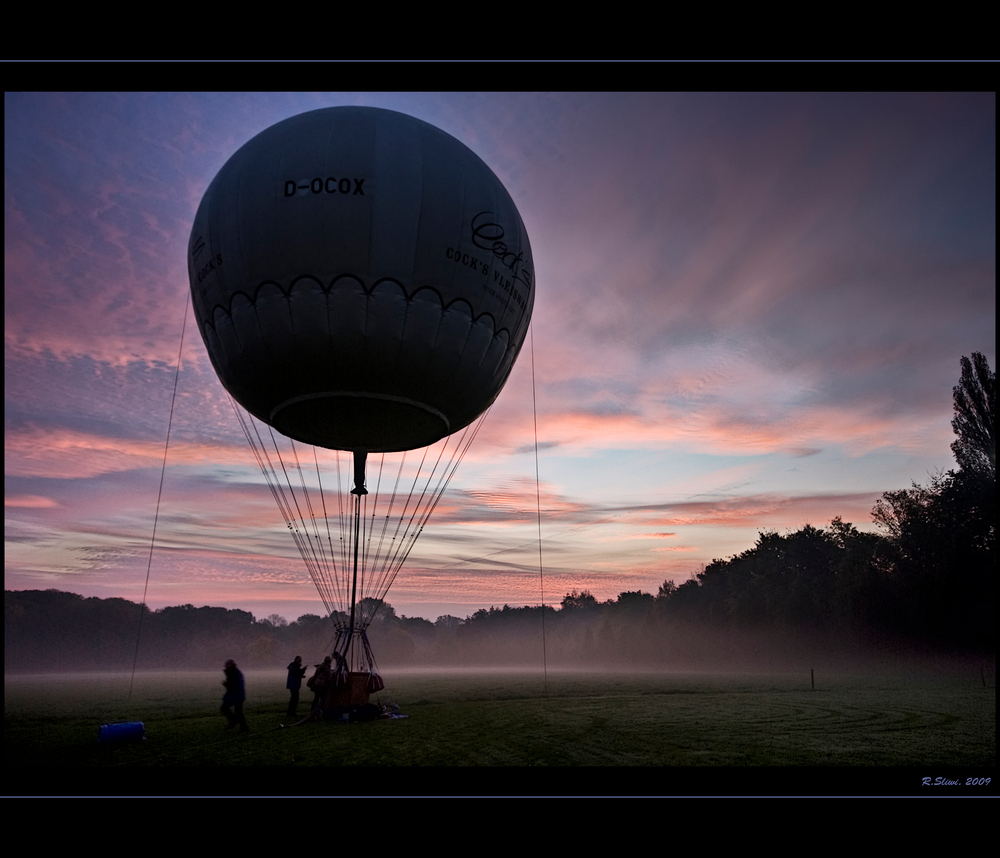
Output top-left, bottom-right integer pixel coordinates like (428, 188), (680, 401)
(331, 626), (383, 698)
(323, 672), (371, 707)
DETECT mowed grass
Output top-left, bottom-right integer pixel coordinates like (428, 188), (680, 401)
(5, 668), (994, 778)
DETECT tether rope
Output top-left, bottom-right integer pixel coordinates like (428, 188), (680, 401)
(129, 291), (189, 703)
(531, 323), (548, 690)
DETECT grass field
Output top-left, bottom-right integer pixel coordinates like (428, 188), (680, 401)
(5, 667), (994, 795)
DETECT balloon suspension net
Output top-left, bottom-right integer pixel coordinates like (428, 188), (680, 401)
(230, 397), (488, 676)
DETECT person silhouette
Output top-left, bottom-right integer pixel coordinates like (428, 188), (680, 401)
(221, 659), (248, 732)
(286, 655), (307, 717)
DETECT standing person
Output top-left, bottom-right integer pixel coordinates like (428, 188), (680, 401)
(221, 659), (249, 733)
(308, 655), (333, 713)
(286, 655), (307, 717)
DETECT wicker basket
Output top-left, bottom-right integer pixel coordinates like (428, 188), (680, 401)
(323, 671), (371, 707)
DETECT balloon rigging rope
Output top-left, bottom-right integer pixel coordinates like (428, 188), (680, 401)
(129, 291), (190, 705)
(365, 451), (395, 598)
(289, 436), (343, 612)
(358, 444), (434, 627)
(335, 450), (348, 581)
(232, 404), (337, 615)
(268, 425), (337, 614)
(364, 443), (435, 620)
(233, 405), (488, 631)
(361, 412), (489, 627)
(312, 446), (339, 610)
(360, 451), (396, 625)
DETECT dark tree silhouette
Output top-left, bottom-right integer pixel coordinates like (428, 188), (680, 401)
(656, 580), (677, 601)
(867, 355), (997, 648)
(951, 352), (995, 479)
(560, 590), (598, 611)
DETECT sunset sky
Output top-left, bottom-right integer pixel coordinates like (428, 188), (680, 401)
(5, 90), (995, 623)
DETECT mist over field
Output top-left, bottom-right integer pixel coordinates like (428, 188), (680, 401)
(6, 661), (994, 779)
(5, 586), (991, 681)
(7, 590), (993, 780)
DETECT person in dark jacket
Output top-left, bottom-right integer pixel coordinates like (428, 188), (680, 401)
(308, 655), (333, 712)
(286, 655), (307, 717)
(221, 659), (248, 732)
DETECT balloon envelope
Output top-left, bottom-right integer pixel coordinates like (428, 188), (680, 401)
(188, 106), (534, 452)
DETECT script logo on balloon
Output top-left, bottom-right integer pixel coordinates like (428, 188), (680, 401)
(189, 234), (223, 284)
(471, 211), (532, 292)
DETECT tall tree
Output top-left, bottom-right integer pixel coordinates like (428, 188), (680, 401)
(951, 352), (995, 480)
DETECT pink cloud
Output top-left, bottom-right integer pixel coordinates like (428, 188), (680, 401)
(484, 372), (953, 461)
(4, 495), (59, 508)
(624, 492), (883, 531)
(4, 424), (250, 479)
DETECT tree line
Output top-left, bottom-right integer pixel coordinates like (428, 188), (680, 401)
(658, 351), (994, 653)
(5, 354), (993, 672)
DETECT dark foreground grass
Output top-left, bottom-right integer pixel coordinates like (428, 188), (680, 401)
(5, 668), (994, 794)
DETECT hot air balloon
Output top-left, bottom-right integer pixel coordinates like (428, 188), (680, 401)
(188, 107), (533, 698)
